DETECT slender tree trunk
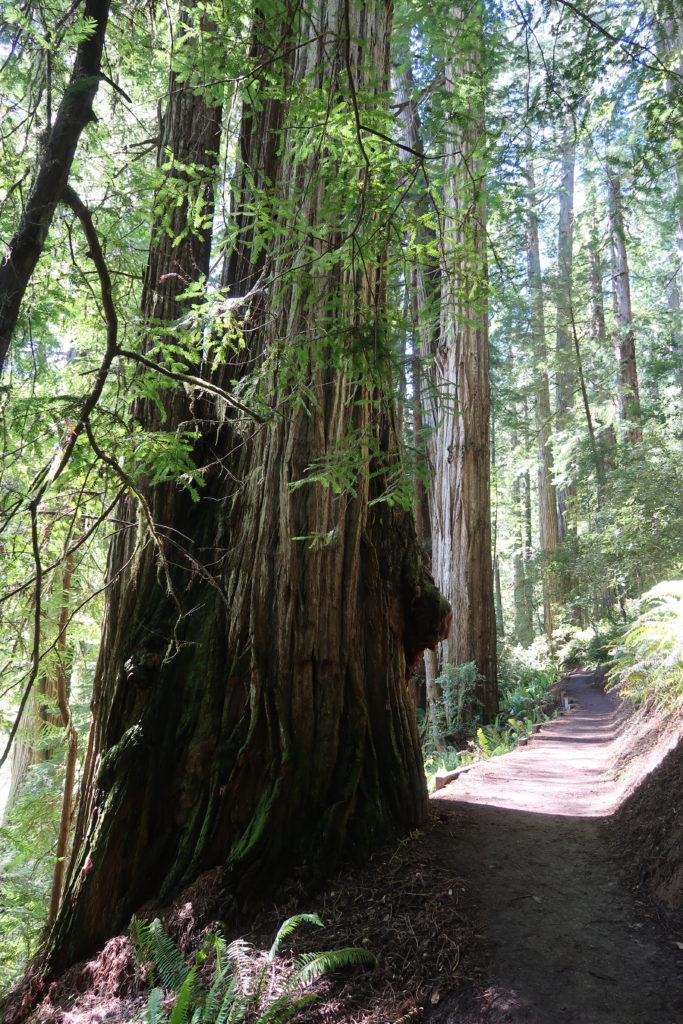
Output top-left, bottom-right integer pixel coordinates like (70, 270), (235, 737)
(0, 1), (111, 373)
(586, 173), (617, 466)
(526, 156), (562, 640)
(47, 550), (78, 927)
(430, 4), (497, 719)
(607, 166), (642, 442)
(554, 129), (576, 540)
(512, 470), (534, 646)
(37, 0), (449, 985)
(494, 555), (504, 637)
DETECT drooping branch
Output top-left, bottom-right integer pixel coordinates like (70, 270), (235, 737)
(30, 184), (118, 504)
(0, 0), (111, 374)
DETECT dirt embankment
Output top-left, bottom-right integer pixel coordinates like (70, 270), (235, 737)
(429, 670), (683, 1024)
(9, 670), (683, 1024)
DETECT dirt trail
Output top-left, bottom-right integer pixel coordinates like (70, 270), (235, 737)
(431, 671), (683, 1024)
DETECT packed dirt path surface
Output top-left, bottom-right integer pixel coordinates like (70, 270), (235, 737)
(431, 671), (683, 1024)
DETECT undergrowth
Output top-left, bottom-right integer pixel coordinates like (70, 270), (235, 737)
(608, 580), (683, 710)
(128, 913), (375, 1024)
(423, 645), (559, 791)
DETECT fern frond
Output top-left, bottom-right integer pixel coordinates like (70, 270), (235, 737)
(145, 987), (165, 1024)
(168, 966), (198, 1024)
(292, 946), (375, 986)
(132, 918), (189, 991)
(267, 914), (323, 961)
(255, 991), (317, 1024)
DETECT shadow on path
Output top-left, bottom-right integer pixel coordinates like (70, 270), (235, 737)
(429, 672), (683, 1024)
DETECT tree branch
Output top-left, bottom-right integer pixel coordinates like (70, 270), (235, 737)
(0, 0), (111, 374)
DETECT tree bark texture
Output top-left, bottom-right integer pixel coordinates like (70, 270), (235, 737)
(0, 0), (111, 374)
(554, 129), (576, 541)
(511, 470), (534, 646)
(41, 0), (449, 978)
(585, 173), (617, 465)
(607, 167), (642, 443)
(526, 155), (562, 639)
(429, 4), (498, 719)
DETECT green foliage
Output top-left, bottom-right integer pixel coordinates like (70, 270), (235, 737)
(555, 623), (626, 670)
(429, 661), (482, 745)
(423, 747), (466, 794)
(129, 914), (375, 1024)
(608, 581), (683, 710)
(423, 650), (556, 778)
(497, 641), (558, 715)
(0, 762), (62, 993)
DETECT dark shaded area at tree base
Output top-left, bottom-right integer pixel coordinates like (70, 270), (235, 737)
(6, 671), (683, 1024)
(612, 731), (683, 913)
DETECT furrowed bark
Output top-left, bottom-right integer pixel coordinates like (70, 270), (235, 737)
(33, 0), (449, 986)
(429, 3), (498, 719)
(526, 152), (562, 639)
(607, 166), (642, 443)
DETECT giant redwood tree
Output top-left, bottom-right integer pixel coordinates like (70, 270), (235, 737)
(17, 0), (451, 986)
(428, 2), (498, 718)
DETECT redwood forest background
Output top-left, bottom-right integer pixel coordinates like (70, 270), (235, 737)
(0, 0), (682, 1007)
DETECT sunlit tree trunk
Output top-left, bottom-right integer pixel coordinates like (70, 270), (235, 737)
(606, 166), (642, 442)
(512, 468), (534, 646)
(654, 8), (683, 387)
(430, 3), (497, 719)
(585, 173), (616, 470)
(526, 156), (562, 640)
(36, 0), (449, 985)
(393, 49), (444, 745)
(554, 128), (576, 540)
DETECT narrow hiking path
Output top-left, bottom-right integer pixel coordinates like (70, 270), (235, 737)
(431, 670), (683, 1024)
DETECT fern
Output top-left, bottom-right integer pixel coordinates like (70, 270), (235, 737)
(145, 987), (165, 1024)
(609, 581), (683, 709)
(129, 915), (375, 1024)
(292, 947), (375, 987)
(131, 917), (190, 991)
(267, 914), (323, 961)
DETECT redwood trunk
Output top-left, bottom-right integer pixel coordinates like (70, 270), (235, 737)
(40, 0), (448, 982)
(527, 155), (562, 639)
(554, 129), (576, 540)
(607, 167), (642, 442)
(429, 5), (497, 719)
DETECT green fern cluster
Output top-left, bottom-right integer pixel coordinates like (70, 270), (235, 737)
(608, 581), (683, 709)
(129, 913), (374, 1024)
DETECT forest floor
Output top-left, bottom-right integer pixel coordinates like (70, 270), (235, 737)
(18, 670), (683, 1024)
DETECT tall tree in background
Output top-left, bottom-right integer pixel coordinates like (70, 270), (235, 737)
(39, 0), (449, 978)
(526, 151), (562, 639)
(429, 2), (498, 719)
(554, 124), (577, 539)
(607, 164), (643, 442)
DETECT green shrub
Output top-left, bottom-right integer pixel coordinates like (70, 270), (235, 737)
(0, 762), (61, 994)
(430, 661), (482, 744)
(555, 623), (626, 670)
(608, 581), (683, 710)
(497, 640), (557, 718)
